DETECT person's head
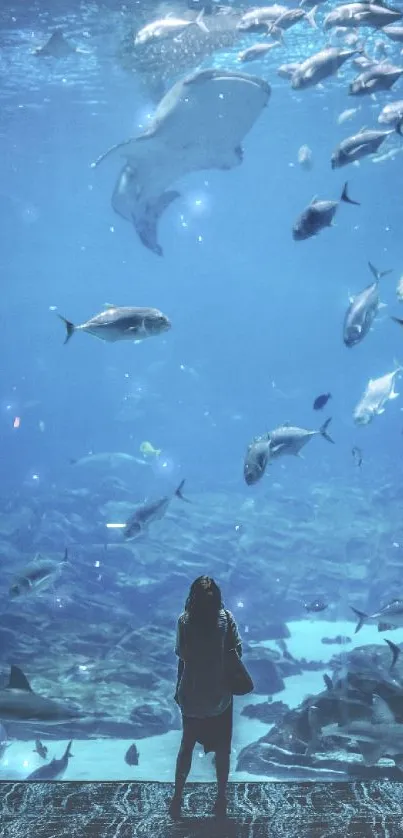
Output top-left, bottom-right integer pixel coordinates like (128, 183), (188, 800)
(185, 576), (223, 623)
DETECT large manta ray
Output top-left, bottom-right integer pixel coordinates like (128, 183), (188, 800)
(92, 69), (270, 256)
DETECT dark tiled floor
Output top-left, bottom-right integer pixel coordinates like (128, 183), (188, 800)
(1, 780), (403, 837)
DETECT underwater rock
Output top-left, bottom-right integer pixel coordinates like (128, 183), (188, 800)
(129, 702), (181, 737)
(241, 700), (289, 724)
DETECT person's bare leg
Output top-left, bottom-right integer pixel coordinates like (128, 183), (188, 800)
(213, 747), (230, 816)
(169, 732), (196, 817)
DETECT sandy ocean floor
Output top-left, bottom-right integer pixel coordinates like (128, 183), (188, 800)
(1, 619), (402, 783)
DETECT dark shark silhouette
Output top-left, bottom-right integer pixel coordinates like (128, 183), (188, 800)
(0, 666), (80, 724)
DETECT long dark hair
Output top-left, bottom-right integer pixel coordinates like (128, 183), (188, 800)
(184, 576), (223, 626)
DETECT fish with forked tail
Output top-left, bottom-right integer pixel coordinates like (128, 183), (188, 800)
(353, 364), (402, 424)
(351, 600), (403, 633)
(343, 261), (392, 348)
(124, 480), (191, 538)
(58, 306), (171, 344)
(292, 182), (359, 240)
(26, 741), (73, 780)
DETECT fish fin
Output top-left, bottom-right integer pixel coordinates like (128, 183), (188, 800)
(323, 674), (333, 691)
(195, 9), (209, 33)
(372, 695), (395, 724)
(350, 606), (368, 634)
(58, 315), (75, 344)
(358, 742), (385, 766)
(320, 417), (334, 444)
(368, 261), (393, 281)
(7, 665), (34, 692)
(90, 138), (135, 168)
(389, 391), (399, 400)
(384, 638), (400, 670)
(133, 191), (181, 257)
(391, 316), (403, 327)
(396, 117), (403, 136)
(305, 5), (318, 28)
(341, 182), (360, 206)
(175, 480), (191, 503)
(377, 407), (386, 413)
(65, 741), (74, 759)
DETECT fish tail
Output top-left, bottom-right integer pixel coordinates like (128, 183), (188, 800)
(306, 5), (318, 29)
(58, 315), (75, 344)
(368, 261), (393, 281)
(319, 417), (334, 444)
(175, 480), (191, 503)
(62, 548), (69, 564)
(65, 740), (74, 759)
(391, 316), (403, 328)
(195, 9), (209, 34)
(341, 182), (360, 206)
(384, 638), (400, 671)
(351, 606), (368, 634)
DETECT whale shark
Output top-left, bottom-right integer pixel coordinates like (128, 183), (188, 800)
(92, 68), (270, 255)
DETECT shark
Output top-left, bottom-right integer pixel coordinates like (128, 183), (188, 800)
(92, 68), (270, 255)
(0, 666), (80, 725)
(321, 694), (403, 769)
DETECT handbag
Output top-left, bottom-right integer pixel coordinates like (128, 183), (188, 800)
(224, 611), (254, 696)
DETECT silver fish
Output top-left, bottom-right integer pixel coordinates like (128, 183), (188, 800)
(291, 46), (359, 90)
(124, 480), (190, 538)
(352, 600), (403, 632)
(350, 63), (403, 95)
(343, 261), (392, 347)
(266, 418), (334, 460)
(382, 24), (403, 41)
(58, 306), (171, 344)
(237, 5), (289, 32)
(9, 549), (69, 598)
(243, 437), (271, 485)
(238, 42), (281, 63)
(353, 364), (402, 424)
(292, 182), (359, 240)
(331, 125), (401, 168)
(378, 99), (403, 125)
(26, 741), (73, 780)
(134, 12), (208, 46)
(324, 3), (402, 31)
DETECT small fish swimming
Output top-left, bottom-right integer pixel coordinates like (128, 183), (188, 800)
(237, 5), (289, 32)
(139, 441), (161, 458)
(124, 480), (190, 538)
(134, 12), (208, 46)
(59, 306), (171, 344)
(26, 741), (73, 780)
(238, 42), (280, 63)
(9, 549), (69, 599)
(313, 393), (331, 410)
(352, 600), (403, 633)
(125, 743), (139, 766)
(33, 740), (48, 760)
(304, 599), (328, 613)
(343, 261), (392, 348)
(292, 182), (359, 240)
(297, 144), (313, 170)
(353, 364), (402, 424)
(352, 445), (363, 466)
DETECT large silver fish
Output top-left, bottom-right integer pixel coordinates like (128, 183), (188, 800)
(324, 3), (402, 30)
(352, 600), (403, 632)
(350, 63), (403, 95)
(26, 741), (73, 780)
(9, 549), (69, 598)
(124, 480), (190, 538)
(92, 69), (270, 256)
(353, 364), (402, 424)
(265, 419), (334, 459)
(291, 47), (359, 89)
(331, 125), (402, 167)
(58, 306), (171, 344)
(343, 261), (392, 347)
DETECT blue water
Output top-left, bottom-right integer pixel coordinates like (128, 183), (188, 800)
(2, 0), (403, 782)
